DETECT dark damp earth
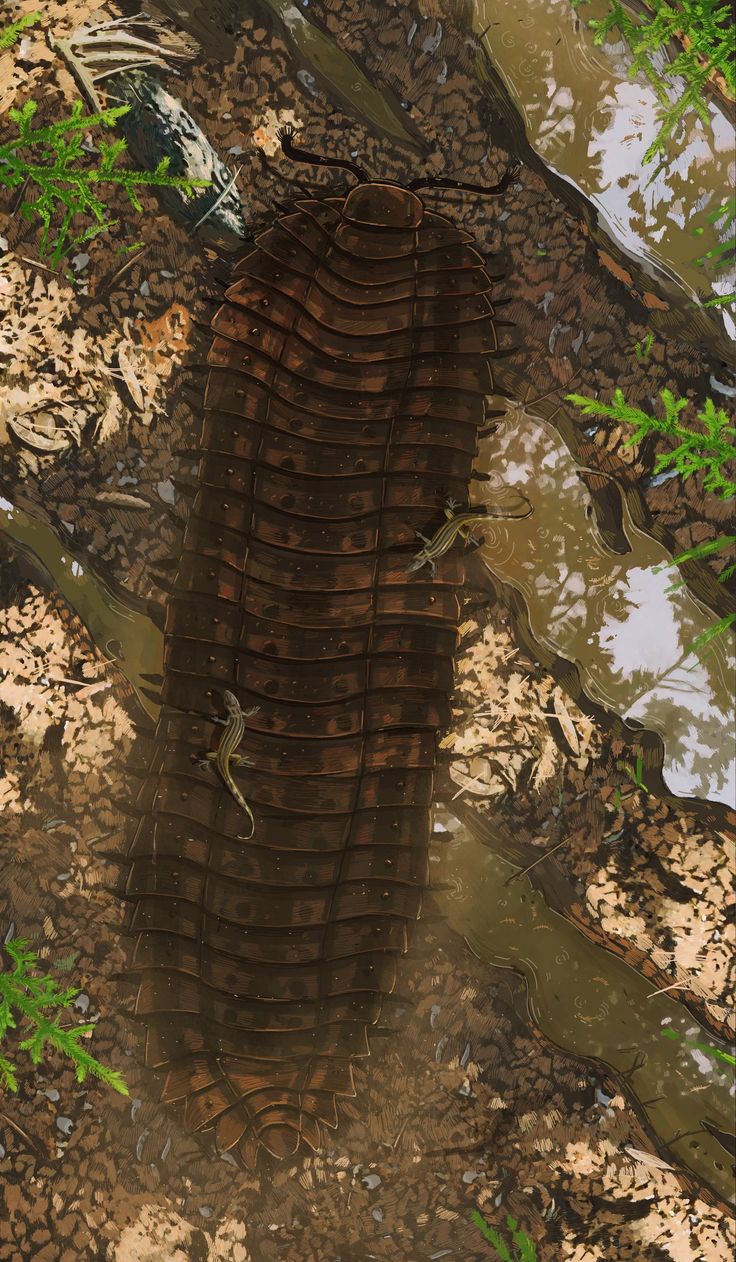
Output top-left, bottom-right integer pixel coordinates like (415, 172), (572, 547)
(0, 1), (733, 1259)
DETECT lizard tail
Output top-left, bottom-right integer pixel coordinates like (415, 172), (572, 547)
(234, 792), (256, 841)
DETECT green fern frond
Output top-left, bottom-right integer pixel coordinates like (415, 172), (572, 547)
(687, 612), (736, 656)
(471, 1209), (538, 1261)
(0, 939), (128, 1096)
(0, 10), (41, 51)
(566, 389), (736, 498)
(0, 96), (210, 264)
(703, 292), (736, 307)
(571, 0), (734, 164)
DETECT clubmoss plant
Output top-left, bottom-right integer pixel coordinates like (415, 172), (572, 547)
(471, 1210), (538, 1261)
(634, 332), (655, 360)
(566, 388), (736, 498)
(571, 0), (734, 163)
(695, 199), (736, 301)
(567, 387), (735, 651)
(0, 10), (41, 51)
(0, 938), (127, 1095)
(0, 97), (209, 264)
(662, 1025), (736, 1065)
(616, 746), (650, 794)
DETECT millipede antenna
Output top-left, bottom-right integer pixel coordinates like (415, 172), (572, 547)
(278, 127), (369, 184)
(409, 164), (519, 197)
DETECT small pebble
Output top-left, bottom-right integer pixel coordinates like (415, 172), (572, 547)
(43, 1088), (60, 1103)
(199, 1206), (213, 1218)
(362, 1173), (381, 1190)
(462, 1169), (478, 1184)
(156, 479), (176, 505)
(74, 993), (90, 1013)
(371, 1207), (384, 1222)
(140, 280), (150, 297)
(297, 69), (318, 96)
(56, 1116), (74, 1136)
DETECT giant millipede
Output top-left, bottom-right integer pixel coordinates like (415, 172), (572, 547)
(122, 130), (516, 1167)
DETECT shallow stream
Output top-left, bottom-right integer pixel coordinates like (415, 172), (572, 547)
(436, 807), (736, 1208)
(473, 0), (735, 350)
(471, 405), (736, 807)
(1, 486), (734, 1205)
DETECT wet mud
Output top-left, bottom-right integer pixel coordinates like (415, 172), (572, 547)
(0, 0), (734, 1258)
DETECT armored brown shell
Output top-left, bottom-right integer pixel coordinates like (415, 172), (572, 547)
(124, 180), (503, 1166)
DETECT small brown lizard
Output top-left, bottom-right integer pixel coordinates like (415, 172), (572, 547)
(204, 690), (259, 839)
(408, 499), (488, 576)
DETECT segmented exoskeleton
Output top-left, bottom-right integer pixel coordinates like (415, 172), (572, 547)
(123, 131), (516, 1167)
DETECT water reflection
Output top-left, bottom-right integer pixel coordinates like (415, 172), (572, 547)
(436, 808), (736, 1207)
(472, 406), (736, 806)
(0, 496), (162, 721)
(473, 0), (735, 337)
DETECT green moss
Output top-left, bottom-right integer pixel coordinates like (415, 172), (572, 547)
(471, 1210), (538, 1261)
(0, 939), (127, 1096)
(567, 387), (735, 652)
(571, 0), (734, 163)
(0, 97), (210, 264)
(0, 10), (41, 51)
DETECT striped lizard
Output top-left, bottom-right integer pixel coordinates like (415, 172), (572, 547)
(204, 690), (259, 839)
(408, 499), (489, 576)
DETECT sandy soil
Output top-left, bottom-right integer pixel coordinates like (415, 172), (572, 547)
(0, 1), (734, 1259)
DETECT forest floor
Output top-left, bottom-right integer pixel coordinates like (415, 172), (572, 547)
(0, 1), (734, 1260)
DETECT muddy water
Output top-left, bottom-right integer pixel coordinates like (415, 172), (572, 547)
(435, 807), (736, 1208)
(3, 496), (735, 1203)
(471, 405), (736, 807)
(0, 496), (162, 721)
(473, 0), (735, 339)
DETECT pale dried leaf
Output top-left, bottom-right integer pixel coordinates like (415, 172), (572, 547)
(95, 491), (151, 508)
(553, 689), (581, 756)
(622, 1146), (674, 1171)
(7, 416), (72, 453)
(448, 762), (502, 798)
(116, 345), (146, 410)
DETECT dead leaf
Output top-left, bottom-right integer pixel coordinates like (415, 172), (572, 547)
(116, 346), (145, 410)
(448, 763), (498, 798)
(95, 491), (151, 509)
(622, 1145), (674, 1171)
(553, 690), (581, 757)
(7, 416), (72, 453)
